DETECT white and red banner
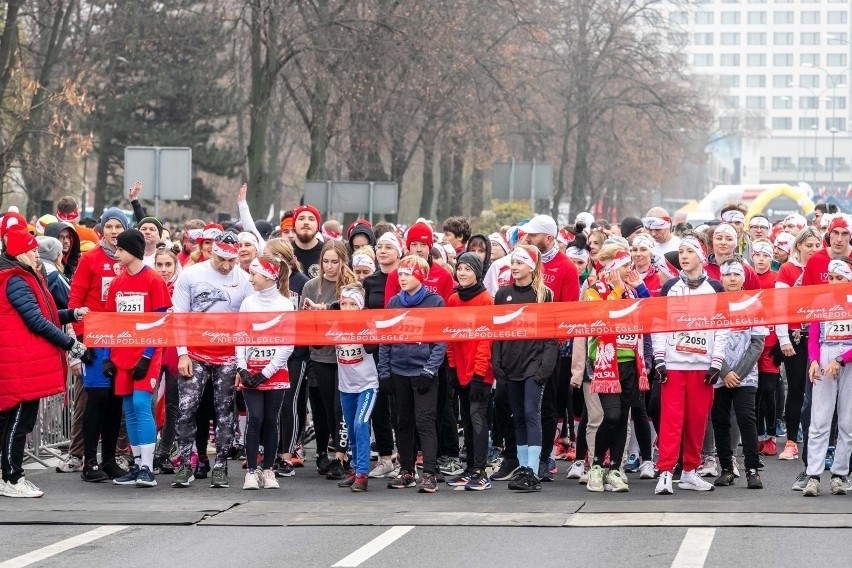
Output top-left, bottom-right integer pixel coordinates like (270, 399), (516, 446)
(85, 284), (852, 347)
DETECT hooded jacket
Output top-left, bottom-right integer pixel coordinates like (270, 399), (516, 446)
(44, 221), (81, 280)
(466, 233), (492, 275)
(348, 223), (376, 254)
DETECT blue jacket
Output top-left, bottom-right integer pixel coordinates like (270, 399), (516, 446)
(377, 291), (446, 379)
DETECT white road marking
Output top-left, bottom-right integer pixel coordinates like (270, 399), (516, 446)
(671, 527), (715, 568)
(0, 525), (128, 568)
(332, 525), (414, 567)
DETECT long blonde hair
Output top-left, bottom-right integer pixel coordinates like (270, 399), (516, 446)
(515, 244), (550, 303)
(319, 240), (356, 297)
(266, 237), (303, 275)
(261, 239), (296, 298)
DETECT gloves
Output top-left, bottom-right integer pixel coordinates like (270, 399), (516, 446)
(131, 356), (152, 381)
(469, 375), (490, 403)
(102, 359), (117, 379)
(704, 366), (721, 386)
(77, 336), (94, 365)
(379, 378), (395, 396)
(655, 364), (667, 384)
(68, 340), (87, 360)
(238, 367), (267, 389)
(414, 372), (434, 395)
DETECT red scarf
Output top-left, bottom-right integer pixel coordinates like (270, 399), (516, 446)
(586, 281), (649, 394)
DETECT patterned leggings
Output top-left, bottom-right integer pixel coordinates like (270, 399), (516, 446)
(176, 361), (236, 468)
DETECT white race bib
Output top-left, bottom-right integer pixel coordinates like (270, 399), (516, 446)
(675, 331), (709, 355)
(116, 293), (144, 313)
(616, 334), (637, 350)
(825, 320), (852, 342)
(337, 345), (364, 365)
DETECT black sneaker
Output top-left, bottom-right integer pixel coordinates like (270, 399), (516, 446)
(276, 461), (295, 477)
(154, 455), (174, 474)
(81, 459), (109, 483)
(316, 454), (332, 475)
(100, 460), (125, 479)
(522, 472), (542, 492)
(194, 458), (211, 480)
(419, 472), (438, 493)
(172, 463), (195, 488)
(227, 445), (243, 460)
(714, 469), (735, 487)
(490, 458), (520, 481)
(538, 461), (554, 482)
(210, 465), (229, 488)
(757, 457), (765, 470)
(746, 469), (763, 489)
(387, 471), (417, 489)
(326, 459), (346, 480)
(508, 467), (533, 490)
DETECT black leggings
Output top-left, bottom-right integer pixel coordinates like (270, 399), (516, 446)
(594, 362), (639, 468)
(83, 387), (122, 464)
(278, 357), (308, 455)
(437, 366), (459, 458)
(0, 400), (39, 483)
(539, 358), (561, 463)
(493, 381), (516, 460)
(244, 389), (286, 470)
(756, 372), (780, 437)
(556, 356), (572, 439)
(783, 333), (808, 441)
(631, 401), (653, 462)
(310, 361), (344, 453)
(195, 379), (214, 458)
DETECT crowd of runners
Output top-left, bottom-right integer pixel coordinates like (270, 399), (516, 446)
(1, 183), (851, 499)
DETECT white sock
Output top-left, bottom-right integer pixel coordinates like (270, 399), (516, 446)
(140, 443), (156, 471)
(238, 414), (247, 445)
(131, 445), (141, 467)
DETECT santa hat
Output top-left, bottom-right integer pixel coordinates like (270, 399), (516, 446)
(1, 209), (27, 239)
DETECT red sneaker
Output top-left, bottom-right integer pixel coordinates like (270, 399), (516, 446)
(565, 442), (576, 462)
(762, 438), (777, 456)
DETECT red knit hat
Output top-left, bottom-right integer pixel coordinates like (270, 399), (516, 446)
(293, 204), (321, 227)
(5, 227), (38, 256)
(406, 222), (433, 250)
(1, 210), (27, 239)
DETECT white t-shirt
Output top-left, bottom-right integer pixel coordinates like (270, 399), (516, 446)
(654, 235), (681, 257)
(337, 344), (379, 393)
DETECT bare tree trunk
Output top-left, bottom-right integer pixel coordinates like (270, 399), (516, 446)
(450, 152), (464, 216)
(471, 167), (484, 217)
(93, 145), (110, 216)
(419, 137), (436, 218)
(436, 151), (452, 221)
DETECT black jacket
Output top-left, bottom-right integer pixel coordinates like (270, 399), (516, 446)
(492, 283), (558, 383)
(44, 221), (80, 280)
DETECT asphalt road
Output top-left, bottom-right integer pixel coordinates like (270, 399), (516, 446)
(1, 448), (851, 567)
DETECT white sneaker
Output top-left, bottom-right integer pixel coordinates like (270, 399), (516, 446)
(0, 479), (6, 494)
(639, 461), (656, 480)
(3, 477), (43, 498)
(605, 469), (629, 492)
(579, 467), (590, 485)
(368, 459), (397, 478)
(587, 465), (605, 492)
(55, 455), (83, 473)
(566, 460), (585, 479)
(243, 470), (260, 490)
(697, 456), (718, 477)
(732, 459), (740, 478)
(655, 471), (673, 495)
(679, 470), (715, 491)
(262, 470), (279, 489)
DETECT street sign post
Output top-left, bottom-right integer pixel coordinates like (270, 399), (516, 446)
(124, 146), (192, 217)
(304, 180), (398, 223)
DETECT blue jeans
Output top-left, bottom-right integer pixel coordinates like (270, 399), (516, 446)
(340, 389), (377, 475)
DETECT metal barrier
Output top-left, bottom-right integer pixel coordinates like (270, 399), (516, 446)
(24, 375), (75, 466)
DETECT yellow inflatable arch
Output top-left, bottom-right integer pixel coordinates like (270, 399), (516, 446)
(745, 184), (815, 223)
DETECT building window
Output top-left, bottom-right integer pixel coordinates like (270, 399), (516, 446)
(772, 157), (794, 170)
(828, 54), (847, 67)
(695, 32), (715, 45)
(721, 54), (741, 66)
(801, 11), (820, 24)
(827, 157), (848, 172)
(668, 32), (688, 46)
(800, 74), (820, 88)
(829, 33), (848, 45)
(721, 11), (741, 24)
(695, 12), (714, 24)
(800, 96), (820, 109)
(801, 32), (820, 45)
(747, 11), (767, 24)
(773, 96), (793, 108)
(719, 117), (739, 131)
(801, 53), (820, 67)
(773, 32), (793, 45)
(720, 75), (740, 87)
(773, 53), (793, 66)
(828, 11), (848, 23)
(747, 32), (766, 45)
(747, 54), (766, 66)
(669, 11), (688, 24)
(721, 95), (740, 108)
(746, 75), (766, 87)
(693, 53), (714, 66)
(773, 74), (793, 87)
(774, 11), (794, 23)
(827, 117), (846, 131)
(746, 96), (765, 109)
(829, 74), (848, 86)
(799, 158), (819, 173)
(799, 117), (819, 130)
(772, 118), (793, 130)
(746, 117), (766, 130)
(721, 32), (740, 45)
(828, 96), (847, 110)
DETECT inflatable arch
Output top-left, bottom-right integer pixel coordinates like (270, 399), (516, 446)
(745, 184), (815, 224)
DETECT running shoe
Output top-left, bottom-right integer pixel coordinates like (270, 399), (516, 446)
(263, 470), (279, 489)
(291, 454), (304, 468)
(746, 469), (763, 489)
(779, 440), (799, 460)
(639, 461), (656, 479)
(2, 477), (43, 498)
(464, 473), (492, 491)
(387, 471), (417, 489)
(518, 471), (542, 492)
(227, 444), (242, 460)
(135, 466), (157, 488)
(487, 447), (503, 466)
(832, 475), (850, 495)
(55, 455), (83, 473)
(154, 455), (175, 474)
(697, 455), (718, 477)
(368, 458), (396, 478)
(803, 477), (820, 497)
(447, 472), (474, 487)
(679, 470), (715, 491)
(826, 446), (836, 469)
(243, 470), (260, 490)
(655, 471), (673, 495)
(538, 461), (554, 482)
(732, 459), (740, 478)
(775, 419), (786, 437)
(276, 461), (295, 477)
(623, 454), (640, 473)
(418, 472), (438, 493)
(210, 466), (229, 488)
(490, 458), (520, 481)
(439, 457), (464, 476)
(113, 464), (141, 486)
(714, 469), (735, 487)
(579, 468), (590, 485)
(565, 442), (576, 462)
(115, 454), (134, 472)
(338, 472), (357, 488)
(508, 467), (534, 490)
(587, 465), (605, 492)
(172, 463), (195, 488)
(797, 431), (803, 444)
(326, 459), (347, 480)
(553, 440), (568, 460)
(792, 470), (808, 491)
(605, 469), (629, 492)
(316, 454), (332, 475)
(194, 458), (211, 479)
(415, 452), (423, 468)
(566, 460), (585, 479)
(761, 438), (777, 456)
(80, 459), (109, 483)
(548, 457), (557, 475)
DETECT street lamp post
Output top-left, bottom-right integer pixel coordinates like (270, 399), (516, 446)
(831, 127), (839, 188)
